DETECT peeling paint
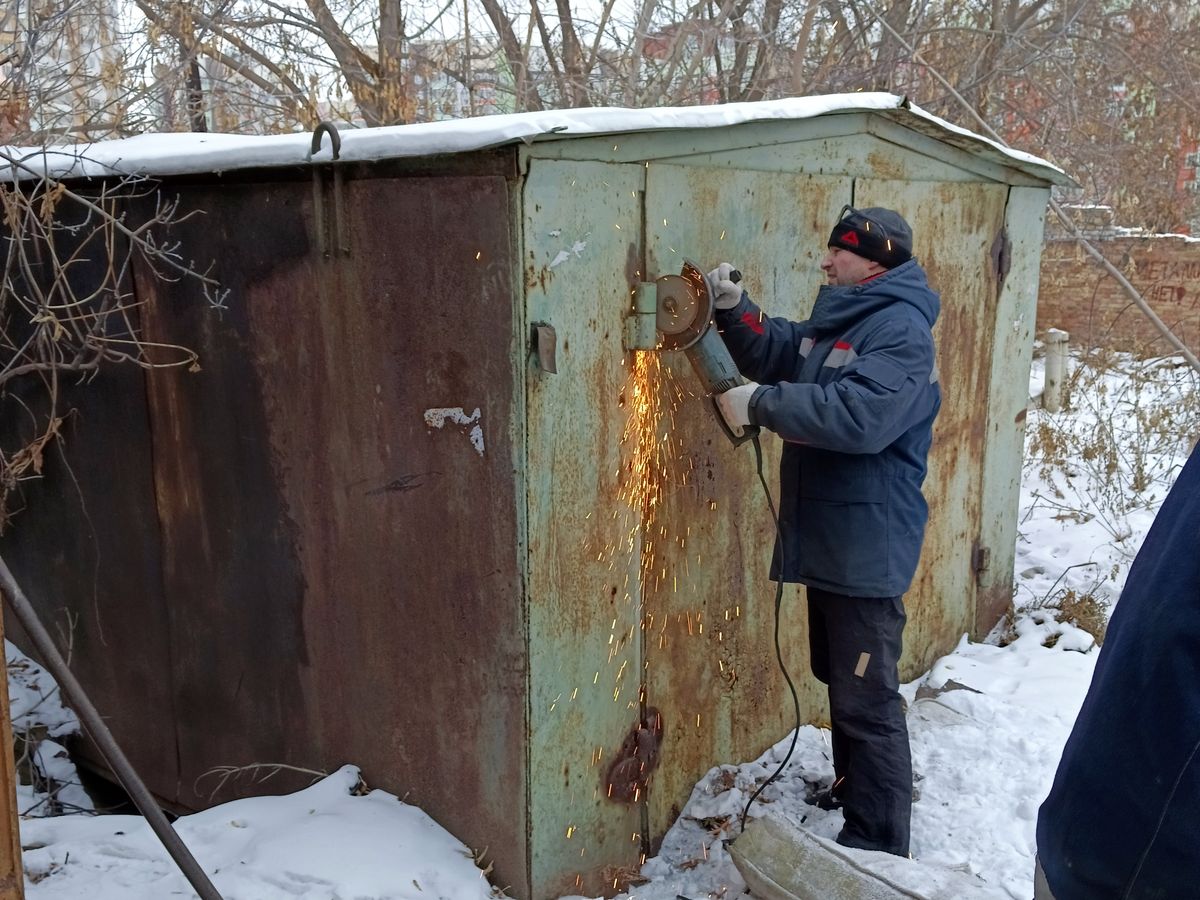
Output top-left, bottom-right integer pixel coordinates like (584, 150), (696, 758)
(424, 407), (485, 456)
(549, 239), (589, 269)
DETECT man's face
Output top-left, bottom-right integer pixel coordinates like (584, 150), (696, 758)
(820, 246), (885, 286)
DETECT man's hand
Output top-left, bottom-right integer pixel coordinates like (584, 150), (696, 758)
(715, 382), (759, 429)
(706, 263), (743, 309)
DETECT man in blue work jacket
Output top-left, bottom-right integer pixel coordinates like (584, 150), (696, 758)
(709, 206), (941, 857)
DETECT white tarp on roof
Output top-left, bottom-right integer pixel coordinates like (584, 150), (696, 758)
(0, 92), (1065, 183)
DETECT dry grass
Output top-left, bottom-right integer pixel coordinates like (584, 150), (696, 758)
(1025, 347), (1200, 545)
(1055, 588), (1109, 646)
(600, 864), (650, 891)
(996, 585), (1108, 647)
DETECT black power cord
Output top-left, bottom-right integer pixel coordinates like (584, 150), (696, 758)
(738, 433), (801, 832)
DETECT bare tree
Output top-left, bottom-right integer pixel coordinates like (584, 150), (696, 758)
(0, 153), (228, 530)
(0, 0), (138, 141)
(0, 4), (227, 529)
(4, 0), (1193, 232)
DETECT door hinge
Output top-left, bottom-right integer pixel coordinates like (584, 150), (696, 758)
(990, 226), (1011, 294)
(972, 541), (991, 583)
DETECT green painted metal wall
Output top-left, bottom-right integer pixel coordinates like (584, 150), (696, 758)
(976, 186), (1050, 633)
(854, 177), (1010, 678)
(523, 159), (648, 898)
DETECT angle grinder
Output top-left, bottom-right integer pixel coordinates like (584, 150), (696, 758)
(654, 259), (760, 446)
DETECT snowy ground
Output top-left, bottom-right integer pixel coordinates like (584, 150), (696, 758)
(12, 349), (1198, 900)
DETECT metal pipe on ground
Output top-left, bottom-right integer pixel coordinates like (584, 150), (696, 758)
(1043, 328), (1070, 413)
(0, 554), (225, 900)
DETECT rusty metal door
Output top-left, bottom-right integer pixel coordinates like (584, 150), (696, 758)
(136, 173), (529, 894)
(522, 158), (647, 898)
(640, 164), (852, 843)
(854, 178), (1007, 676)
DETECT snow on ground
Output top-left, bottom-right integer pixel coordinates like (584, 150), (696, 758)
(12, 349), (1198, 899)
(20, 766), (499, 900)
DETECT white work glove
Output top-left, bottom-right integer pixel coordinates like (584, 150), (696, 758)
(715, 381), (759, 429)
(706, 262), (743, 309)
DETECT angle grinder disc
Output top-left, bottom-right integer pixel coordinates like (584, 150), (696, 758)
(656, 263), (714, 351)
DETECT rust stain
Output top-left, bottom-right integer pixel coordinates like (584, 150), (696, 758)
(605, 707), (663, 803)
(866, 150), (907, 181)
(89, 173), (532, 896)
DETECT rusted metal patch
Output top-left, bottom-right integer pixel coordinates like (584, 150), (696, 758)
(0, 213), (182, 802)
(605, 707), (663, 804)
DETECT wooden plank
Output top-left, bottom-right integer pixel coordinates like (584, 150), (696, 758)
(730, 812), (1009, 899)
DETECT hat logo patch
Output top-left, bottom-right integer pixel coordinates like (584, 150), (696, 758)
(840, 230), (859, 247)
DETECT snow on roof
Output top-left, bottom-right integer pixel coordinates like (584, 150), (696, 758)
(2, 92), (1069, 185)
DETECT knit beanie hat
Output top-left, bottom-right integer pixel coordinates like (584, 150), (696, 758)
(827, 206), (913, 269)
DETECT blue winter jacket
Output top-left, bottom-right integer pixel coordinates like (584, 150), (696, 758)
(1036, 444), (1200, 899)
(714, 259), (941, 597)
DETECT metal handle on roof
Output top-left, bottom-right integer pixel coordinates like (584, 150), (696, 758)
(309, 122), (349, 258)
(310, 121), (341, 161)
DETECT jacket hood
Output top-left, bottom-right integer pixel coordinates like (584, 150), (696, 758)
(808, 259), (940, 333)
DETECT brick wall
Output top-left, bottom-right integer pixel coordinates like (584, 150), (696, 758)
(1038, 231), (1200, 353)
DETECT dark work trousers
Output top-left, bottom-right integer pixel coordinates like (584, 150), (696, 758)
(807, 586), (911, 857)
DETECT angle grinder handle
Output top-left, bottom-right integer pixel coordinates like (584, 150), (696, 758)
(687, 328), (760, 447)
(710, 387), (760, 447)
(713, 269), (756, 446)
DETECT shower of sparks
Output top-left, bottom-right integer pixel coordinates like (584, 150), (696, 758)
(558, 346), (752, 857)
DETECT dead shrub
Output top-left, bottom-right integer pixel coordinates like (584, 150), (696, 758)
(1056, 588), (1109, 646)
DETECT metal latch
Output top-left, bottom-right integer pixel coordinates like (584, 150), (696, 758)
(990, 226), (1011, 293)
(624, 282), (658, 350)
(531, 321), (557, 374)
